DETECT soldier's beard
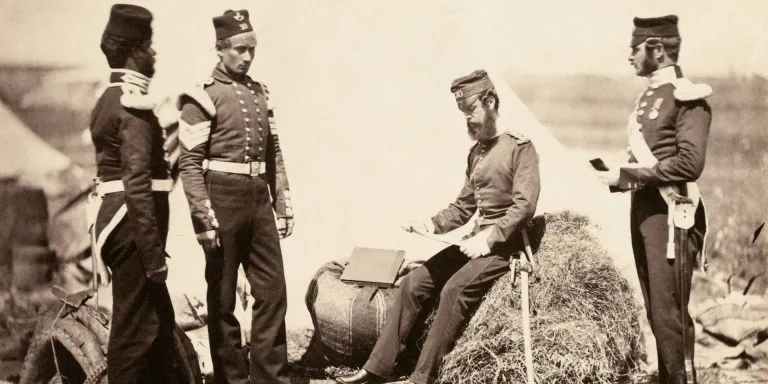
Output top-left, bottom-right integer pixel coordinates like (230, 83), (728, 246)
(468, 115), (498, 142)
(638, 53), (659, 77)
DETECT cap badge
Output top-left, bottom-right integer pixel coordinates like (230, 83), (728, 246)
(453, 90), (463, 99)
(233, 12), (245, 21)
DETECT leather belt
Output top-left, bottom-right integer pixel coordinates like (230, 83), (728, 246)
(96, 179), (174, 198)
(203, 159), (266, 176)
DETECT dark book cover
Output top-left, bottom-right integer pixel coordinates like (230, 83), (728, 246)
(340, 247), (406, 288)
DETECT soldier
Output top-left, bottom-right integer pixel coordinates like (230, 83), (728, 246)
(595, 15), (711, 384)
(336, 70), (541, 384)
(90, 4), (176, 383)
(178, 9), (294, 384)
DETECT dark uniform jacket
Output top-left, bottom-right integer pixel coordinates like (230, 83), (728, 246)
(91, 70), (171, 272)
(617, 65), (712, 191)
(431, 131), (540, 252)
(178, 64), (292, 234)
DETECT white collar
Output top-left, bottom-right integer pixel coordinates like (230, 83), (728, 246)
(647, 66), (678, 88)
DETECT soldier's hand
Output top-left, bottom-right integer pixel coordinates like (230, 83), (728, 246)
(594, 169), (620, 187)
(196, 229), (221, 254)
(277, 217), (294, 239)
(459, 235), (491, 259)
(146, 264), (168, 283)
(401, 220), (434, 234)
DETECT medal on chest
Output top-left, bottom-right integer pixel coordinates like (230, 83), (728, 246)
(648, 97), (663, 120)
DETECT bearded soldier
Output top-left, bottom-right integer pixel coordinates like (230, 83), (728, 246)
(178, 9), (294, 384)
(595, 15), (711, 384)
(337, 70), (540, 384)
(90, 4), (176, 382)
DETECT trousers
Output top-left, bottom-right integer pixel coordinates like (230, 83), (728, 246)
(364, 245), (510, 384)
(102, 196), (175, 384)
(204, 170), (289, 384)
(631, 188), (704, 384)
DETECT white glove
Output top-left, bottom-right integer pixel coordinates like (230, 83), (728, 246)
(459, 233), (492, 259)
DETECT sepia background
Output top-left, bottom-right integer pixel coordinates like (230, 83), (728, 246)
(0, 1), (766, 380)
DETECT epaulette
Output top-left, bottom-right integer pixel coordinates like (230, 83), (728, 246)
(505, 130), (530, 144)
(203, 76), (214, 87)
(671, 78), (713, 101)
(180, 86), (216, 117)
(120, 87), (157, 110)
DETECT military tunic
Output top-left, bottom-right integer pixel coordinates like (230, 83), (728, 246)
(90, 69), (176, 383)
(178, 63), (292, 384)
(616, 65), (710, 383)
(364, 132), (540, 384)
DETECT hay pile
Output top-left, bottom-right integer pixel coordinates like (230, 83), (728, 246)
(438, 211), (643, 384)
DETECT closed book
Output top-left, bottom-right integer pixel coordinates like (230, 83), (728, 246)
(340, 247), (405, 288)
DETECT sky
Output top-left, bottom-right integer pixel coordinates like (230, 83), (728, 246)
(1, 0), (765, 328)
(0, 0), (766, 77)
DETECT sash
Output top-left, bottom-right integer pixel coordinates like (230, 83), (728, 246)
(626, 111), (701, 229)
(626, 108), (709, 271)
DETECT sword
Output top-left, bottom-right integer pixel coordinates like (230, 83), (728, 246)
(410, 230), (461, 247)
(86, 187), (100, 309)
(521, 229), (535, 384)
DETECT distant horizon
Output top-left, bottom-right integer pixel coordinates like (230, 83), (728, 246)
(1, 0), (767, 79)
(1, 62), (765, 82)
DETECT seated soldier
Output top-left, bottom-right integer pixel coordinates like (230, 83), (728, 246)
(336, 70), (541, 384)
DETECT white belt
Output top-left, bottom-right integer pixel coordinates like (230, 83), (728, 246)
(203, 159), (266, 176)
(96, 179), (174, 197)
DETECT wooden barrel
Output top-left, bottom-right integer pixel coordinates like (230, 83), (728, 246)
(303, 260), (431, 369)
(11, 245), (56, 292)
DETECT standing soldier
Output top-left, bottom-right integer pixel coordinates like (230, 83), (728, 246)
(595, 15), (711, 384)
(336, 70), (540, 384)
(178, 9), (294, 384)
(90, 4), (176, 383)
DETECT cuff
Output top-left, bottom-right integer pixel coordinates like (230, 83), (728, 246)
(140, 249), (167, 273)
(429, 217), (441, 234)
(192, 216), (216, 234)
(618, 167), (645, 190)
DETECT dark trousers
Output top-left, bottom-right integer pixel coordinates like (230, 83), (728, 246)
(364, 245), (510, 384)
(631, 188), (704, 384)
(102, 200), (175, 384)
(205, 171), (289, 384)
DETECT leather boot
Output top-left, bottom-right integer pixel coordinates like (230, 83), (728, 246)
(335, 369), (385, 384)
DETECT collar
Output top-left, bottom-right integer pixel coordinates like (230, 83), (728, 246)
(107, 69), (150, 93)
(211, 63), (252, 85)
(647, 65), (683, 88)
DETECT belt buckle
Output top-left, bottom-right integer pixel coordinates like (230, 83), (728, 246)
(249, 162), (259, 177)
